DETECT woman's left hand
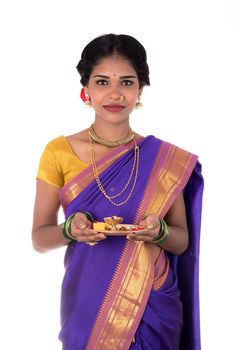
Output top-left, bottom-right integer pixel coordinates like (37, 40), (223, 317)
(127, 214), (160, 242)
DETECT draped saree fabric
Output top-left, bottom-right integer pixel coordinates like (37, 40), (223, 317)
(58, 136), (203, 350)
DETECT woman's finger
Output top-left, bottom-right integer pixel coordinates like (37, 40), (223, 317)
(73, 212), (94, 228)
(127, 233), (154, 242)
(76, 233), (106, 243)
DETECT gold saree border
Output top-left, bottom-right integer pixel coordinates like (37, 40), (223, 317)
(153, 250), (170, 291)
(86, 241), (156, 350)
(135, 142), (198, 220)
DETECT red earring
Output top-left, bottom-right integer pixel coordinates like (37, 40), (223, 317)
(80, 88), (92, 107)
(80, 88), (87, 102)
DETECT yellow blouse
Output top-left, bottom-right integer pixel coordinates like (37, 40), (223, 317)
(37, 136), (89, 188)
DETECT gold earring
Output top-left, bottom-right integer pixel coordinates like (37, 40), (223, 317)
(85, 94), (92, 108)
(135, 96), (143, 109)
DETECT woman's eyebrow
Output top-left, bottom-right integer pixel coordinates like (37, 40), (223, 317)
(92, 75), (137, 79)
(93, 75), (109, 78)
(119, 75), (137, 79)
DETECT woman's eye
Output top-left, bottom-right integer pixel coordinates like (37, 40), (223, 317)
(121, 80), (133, 86)
(96, 80), (108, 85)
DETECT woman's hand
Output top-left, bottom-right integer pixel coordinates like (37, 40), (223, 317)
(127, 194), (189, 255)
(32, 180), (106, 252)
(70, 212), (106, 244)
(127, 214), (160, 242)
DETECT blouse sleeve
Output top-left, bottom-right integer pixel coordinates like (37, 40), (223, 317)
(37, 141), (64, 188)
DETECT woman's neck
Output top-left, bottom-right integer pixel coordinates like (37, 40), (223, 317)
(92, 120), (131, 141)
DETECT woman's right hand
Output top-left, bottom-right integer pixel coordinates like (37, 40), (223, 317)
(32, 180), (106, 252)
(70, 212), (106, 244)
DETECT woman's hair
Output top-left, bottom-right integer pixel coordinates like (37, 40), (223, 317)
(76, 34), (150, 88)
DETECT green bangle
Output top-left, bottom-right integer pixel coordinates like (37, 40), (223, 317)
(62, 221), (73, 242)
(155, 219), (165, 240)
(66, 214), (78, 241)
(157, 220), (169, 244)
(152, 218), (164, 242)
(62, 211), (94, 242)
(66, 214), (75, 236)
(152, 218), (169, 245)
(62, 214), (76, 241)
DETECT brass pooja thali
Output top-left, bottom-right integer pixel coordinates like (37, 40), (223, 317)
(89, 216), (147, 236)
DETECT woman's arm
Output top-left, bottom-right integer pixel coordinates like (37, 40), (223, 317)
(160, 193), (189, 255)
(32, 180), (106, 253)
(32, 180), (67, 253)
(128, 193), (189, 255)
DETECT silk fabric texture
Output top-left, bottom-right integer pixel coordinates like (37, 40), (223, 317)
(58, 136), (203, 350)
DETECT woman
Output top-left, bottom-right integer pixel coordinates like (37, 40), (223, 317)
(32, 34), (204, 350)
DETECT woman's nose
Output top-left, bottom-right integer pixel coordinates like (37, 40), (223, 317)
(108, 87), (123, 101)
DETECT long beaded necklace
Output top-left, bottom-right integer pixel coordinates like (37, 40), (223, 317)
(89, 127), (140, 207)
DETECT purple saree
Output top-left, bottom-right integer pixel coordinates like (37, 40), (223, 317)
(58, 136), (203, 350)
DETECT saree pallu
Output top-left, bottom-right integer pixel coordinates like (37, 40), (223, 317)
(58, 136), (203, 350)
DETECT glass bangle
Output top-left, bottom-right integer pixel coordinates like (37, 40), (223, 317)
(153, 218), (169, 245)
(66, 214), (77, 240)
(62, 221), (73, 242)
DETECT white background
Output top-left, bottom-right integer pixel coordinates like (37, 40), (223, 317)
(0, 0), (233, 349)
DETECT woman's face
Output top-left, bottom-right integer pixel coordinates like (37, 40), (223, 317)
(85, 55), (142, 124)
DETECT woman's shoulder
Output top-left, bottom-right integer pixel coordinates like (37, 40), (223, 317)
(66, 129), (89, 143)
(143, 134), (198, 158)
(43, 134), (82, 157)
(45, 135), (68, 151)
(44, 130), (90, 165)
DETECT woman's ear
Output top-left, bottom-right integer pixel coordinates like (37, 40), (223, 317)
(84, 86), (89, 96)
(138, 86), (144, 97)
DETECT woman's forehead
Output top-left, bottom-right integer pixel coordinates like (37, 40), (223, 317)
(91, 55), (136, 77)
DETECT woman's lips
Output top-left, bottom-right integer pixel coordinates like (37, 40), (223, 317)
(103, 104), (125, 112)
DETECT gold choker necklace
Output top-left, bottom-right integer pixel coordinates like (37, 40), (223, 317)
(89, 125), (134, 147)
(89, 130), (140, 206)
